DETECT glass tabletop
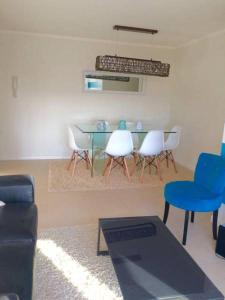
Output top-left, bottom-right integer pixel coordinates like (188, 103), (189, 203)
(99, 216), (224, 300)
(75, 123), (173, 134)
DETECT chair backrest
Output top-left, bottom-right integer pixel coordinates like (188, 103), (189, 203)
(68, 126), (79, 151)
(139, 130), (164, 156)
(68, 125), (90, 151)
(165, 126), (182, 150)
(194, 153), (225, 195)
(105, 130), (133, 156)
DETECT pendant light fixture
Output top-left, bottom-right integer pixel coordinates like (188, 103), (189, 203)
(95, 25), (170, 77)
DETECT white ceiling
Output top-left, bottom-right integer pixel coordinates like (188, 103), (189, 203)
(0, 0), (225, 47)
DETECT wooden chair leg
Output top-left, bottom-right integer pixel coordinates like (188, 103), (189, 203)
(140, 157), (146, 183)
(123, 157), (130, 182)
(191, 211), (195, 223)
(156, 156), (163, 181)
(72, 153), (78, 176)
(163, 202), (170, 224)
(87, 151), (92, 168)
(170, 151), (178, 173)
(103, 157), (110, 176)
(212, 210), (218, 240)
(149, 158), (152, 174)
(131, 152), (138, 176)
(166, 151), (169, 168)
(121, 157), (127, 176)
(84, 151), (89, 169)
(67, 151), (75, 170)
(182, 211), (189, 245)
(106, 157), (114, 179)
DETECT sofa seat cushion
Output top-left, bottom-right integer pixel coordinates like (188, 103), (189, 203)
(0, 243), (35, 300)
(0, 203), (37, 244)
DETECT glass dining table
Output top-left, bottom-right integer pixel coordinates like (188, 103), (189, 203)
(75, 123), (173, 177)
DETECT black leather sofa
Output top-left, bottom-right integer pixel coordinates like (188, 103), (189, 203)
(0, 294), (19, 300)
(0, 175), (38, 300)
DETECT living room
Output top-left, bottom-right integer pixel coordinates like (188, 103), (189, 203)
(0, 1), (225, 299)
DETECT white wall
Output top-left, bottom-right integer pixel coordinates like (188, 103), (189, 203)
(2, 30), (224, 165)
(0, 32), (175, 159)
(171, 31), (225, 169)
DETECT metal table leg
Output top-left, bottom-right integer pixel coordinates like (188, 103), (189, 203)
(91, 133), (94, 177)
(97, 220), (109, 256)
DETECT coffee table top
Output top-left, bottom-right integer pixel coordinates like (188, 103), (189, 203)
(99, 216), (224, 300)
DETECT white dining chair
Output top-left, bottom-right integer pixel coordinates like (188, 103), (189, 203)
(134, 130), (164, 182)
(67, 125), (92, 176)
(163, 126), (182, 172)
(102, 130), (134, 181)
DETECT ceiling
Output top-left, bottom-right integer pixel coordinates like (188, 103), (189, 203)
(0, 0), (225, 47)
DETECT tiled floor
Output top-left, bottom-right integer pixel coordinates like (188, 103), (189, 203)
(0, 159), (224, 296)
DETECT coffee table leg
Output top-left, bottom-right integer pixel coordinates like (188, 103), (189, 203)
(97, 220), (101, 255)
(97, 220), (109, 256)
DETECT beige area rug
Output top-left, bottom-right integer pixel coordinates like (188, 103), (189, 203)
(34, 224), (122, 300)
(48, 159), (188, 192)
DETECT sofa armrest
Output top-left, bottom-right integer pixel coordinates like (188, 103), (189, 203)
(0, 175), (34, 203)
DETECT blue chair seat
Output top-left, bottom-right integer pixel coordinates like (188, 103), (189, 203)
(165, 181), (222, 212)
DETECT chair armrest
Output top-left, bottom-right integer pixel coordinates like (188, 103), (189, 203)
(0, 175), (34, 203)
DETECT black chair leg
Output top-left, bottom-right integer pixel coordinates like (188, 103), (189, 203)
(191, 211), (195, 223)
(182, 211), (189, 245)
(163, 202), (170, 224)
(212, 210), (218, 240)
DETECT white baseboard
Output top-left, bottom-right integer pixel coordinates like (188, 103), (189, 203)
(0, 155), (69, 161)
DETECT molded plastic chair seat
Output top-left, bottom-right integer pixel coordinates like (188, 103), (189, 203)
(67, 125), (92, 176)
(103, 130), (133, 181)
(164, 126), (182, 151)
(105, 130), (133, 157)
(133, 130), (164, 181)
(68, 125), (90, 151)
(165, 181), (222, 212)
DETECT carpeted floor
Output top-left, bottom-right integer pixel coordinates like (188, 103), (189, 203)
(34, 224), (122, 300)
(34, 223), (225, 300)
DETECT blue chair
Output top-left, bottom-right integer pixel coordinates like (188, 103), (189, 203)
(163, 153), (225, 245)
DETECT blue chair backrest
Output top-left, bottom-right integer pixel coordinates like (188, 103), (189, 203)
(221, 125), (225, 203)
(194, 153), (225, 195)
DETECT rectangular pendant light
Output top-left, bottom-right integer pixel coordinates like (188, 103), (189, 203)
(96, 55), (170, 77)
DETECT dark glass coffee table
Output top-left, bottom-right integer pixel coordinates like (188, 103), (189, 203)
(97, 216), (224, 300)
